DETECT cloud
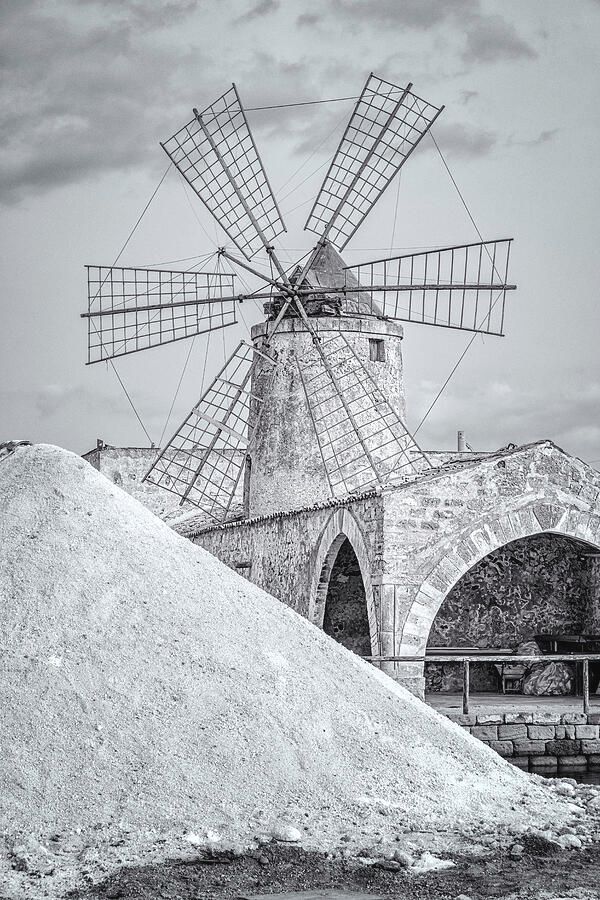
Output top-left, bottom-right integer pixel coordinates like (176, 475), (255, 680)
(460, 90), (478, 105)
(426, 121), (498, 158)
(462, 15), (537, 63)
(234, 0), (279, 24)
(33, 383), (125, 420)
(297, 12), (321, 28)
(507, 129), (559, 149)
(74, 0), (200, 30)
(411, 375), (600, 468)
(333, 0), (478, 31)
(0, 4), (210, 204)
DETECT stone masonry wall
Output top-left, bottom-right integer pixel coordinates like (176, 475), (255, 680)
(191, 494), (383, 627)
(380, 441), (600, 692)
(188, 441), (600, 694)
(443, 708), (600, 774)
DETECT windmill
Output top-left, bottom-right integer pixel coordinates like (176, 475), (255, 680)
(83, 74), (515, 524)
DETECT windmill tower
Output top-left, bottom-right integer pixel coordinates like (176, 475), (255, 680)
(83, 74), (515, 523)
(245, 242), (408, 516)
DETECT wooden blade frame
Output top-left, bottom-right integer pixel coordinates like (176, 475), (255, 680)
(343, 239), (515, 335)
(161, 85), (286, 261)
(296, 333), (430, 497)
(83, 265), (237, 363)
(305, 74), (443, 250)
(144, 341), (275, 521)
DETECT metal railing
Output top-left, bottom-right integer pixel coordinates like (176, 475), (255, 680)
(363, 654), (600, 715)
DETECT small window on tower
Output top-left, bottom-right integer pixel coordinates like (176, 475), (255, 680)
(369, 338), (385, 362)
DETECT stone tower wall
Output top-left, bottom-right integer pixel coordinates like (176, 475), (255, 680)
(247, 315), (405, 517)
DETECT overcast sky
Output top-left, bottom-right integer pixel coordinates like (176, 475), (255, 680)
(1, 0), (599, 470)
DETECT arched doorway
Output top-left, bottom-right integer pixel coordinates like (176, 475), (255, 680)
(425, 532), (600, 693)
(321, 538), (372, 656)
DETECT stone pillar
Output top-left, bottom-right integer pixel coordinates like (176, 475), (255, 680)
(585, 556), (600, 631)
(246, 315), (405, 517)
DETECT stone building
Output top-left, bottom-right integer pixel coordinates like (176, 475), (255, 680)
(86, 309), (600, 699)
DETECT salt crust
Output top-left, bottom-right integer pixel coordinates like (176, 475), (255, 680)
(0, 444), (582, 890)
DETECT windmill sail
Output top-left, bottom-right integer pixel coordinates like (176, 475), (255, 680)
(296, 334), (430, 497)
(305, 74), (443, 250)
(83, 265), (237, 363)
(162, 85), (286, 260)
(144, 341), (274, 521)
(343, 239), (514, 335)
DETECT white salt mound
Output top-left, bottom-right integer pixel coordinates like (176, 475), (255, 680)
(0, 444), (572, 843)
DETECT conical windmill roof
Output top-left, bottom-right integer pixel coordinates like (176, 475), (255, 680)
(294, 240), (383, 317)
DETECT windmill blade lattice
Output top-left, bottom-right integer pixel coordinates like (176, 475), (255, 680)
(162, 85), (286, 260)
(144, 341), (272, 521)
(296, 334), (430, 497)
(305, 74), (443, 250)
(84, 265), (237, 363)
(343, 239), (515, 335)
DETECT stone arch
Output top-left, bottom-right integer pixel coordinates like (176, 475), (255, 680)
(400, 503), (600, 658)
(308, 507), (377, 654)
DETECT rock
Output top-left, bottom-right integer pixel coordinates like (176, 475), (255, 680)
(411, 851), (456, 873)
(521, 832), (562, 856)
(509, 843), (524, 858)
(393, 849), (413, 867)
(587, 795), (600, 811)
(557, 833), (583, 850)
(375, 859), (403, 871)
(271, 824), (302, 842)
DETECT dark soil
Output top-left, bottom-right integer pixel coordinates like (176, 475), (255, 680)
(68, 841), (600, 900)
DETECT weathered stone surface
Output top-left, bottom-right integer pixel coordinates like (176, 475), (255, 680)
(445, 713), (476, 726)
(554, 725), (575, 739)
(558, 755), (588, 768)
(488, 741), (514, 757)
(575, 725), (599, 739)
(513, 740), (547, 755)
(499, 724), (528, 740)
(428, 533), (590, 657)
(581, 740), (600, 754)
(529, 756), (559, 768)
(535, 713), (562, 725)
(588, 713), (600, 725)
(475, 714), (503, 725)
(527, 725), (556, 740)
(505, 712), (533, 724)
(471, 725), (498, 741)
(562, 714), (588, 725)
(546, 740), (581, 756)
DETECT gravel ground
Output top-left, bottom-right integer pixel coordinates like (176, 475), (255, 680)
(65, 840), (600, 900)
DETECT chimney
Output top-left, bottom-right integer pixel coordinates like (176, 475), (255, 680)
(457, 430), (466, 453)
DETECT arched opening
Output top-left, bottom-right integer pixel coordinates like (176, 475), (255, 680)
(322, 538), (371, 656)
(425, 532), (600, 694)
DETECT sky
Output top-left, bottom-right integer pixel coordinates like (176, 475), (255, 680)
(1, 0), (599, 469)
